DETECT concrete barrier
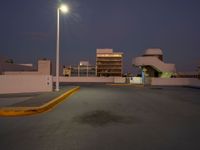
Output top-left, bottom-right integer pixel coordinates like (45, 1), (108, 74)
(53, 76), (114, 83)
(130, 77), (142, 84)
(114, 77), (126, 83)
(151, 78), (200, 87)
(0, 75), (52, 94)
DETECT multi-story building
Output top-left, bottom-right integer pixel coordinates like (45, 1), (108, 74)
(96, 49), (123, 77)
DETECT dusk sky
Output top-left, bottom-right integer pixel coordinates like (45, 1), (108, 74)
(0, 0), (200, 73)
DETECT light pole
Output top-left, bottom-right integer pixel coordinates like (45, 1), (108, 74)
(56, 4), (69, 91)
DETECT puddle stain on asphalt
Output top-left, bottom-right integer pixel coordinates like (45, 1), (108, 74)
(73, 110), (140, 127)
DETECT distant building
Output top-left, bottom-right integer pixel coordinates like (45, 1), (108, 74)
(96, 49), (123, 77)
(63, 61), (96, 77)
(79, 61), (89, 66)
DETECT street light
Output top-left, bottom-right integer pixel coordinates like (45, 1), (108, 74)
(60, 4), (69, 13)
(55, 4), (69, 91)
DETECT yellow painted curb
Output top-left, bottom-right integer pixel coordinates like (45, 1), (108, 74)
(0, 86), (80, 117)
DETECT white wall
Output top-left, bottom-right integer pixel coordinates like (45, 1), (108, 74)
(114, 77), (126, 83)
(54, 77), (114, 83)
(0, 75), (52, 94)
(151, 78), (200, 87)
(130, 77), (143, 84)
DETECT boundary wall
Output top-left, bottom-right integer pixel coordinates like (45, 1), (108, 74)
(151, 78), (200, 87)
(54, 77), (115, 83)
(0, 75), (52, 94)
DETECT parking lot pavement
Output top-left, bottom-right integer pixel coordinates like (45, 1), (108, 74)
(0, 85), (200, 150)
(0, 96), (32, 107)
(0, 86), (76, 107)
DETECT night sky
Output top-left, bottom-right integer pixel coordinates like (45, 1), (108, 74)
(0, 0), (200, 73)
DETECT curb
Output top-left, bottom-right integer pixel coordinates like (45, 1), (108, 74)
(0, 86), (80, 117)
(107, 84), (132, 86)
(107, 84), (144, 87)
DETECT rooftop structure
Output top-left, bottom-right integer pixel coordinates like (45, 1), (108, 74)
(37, 60), (52, 75)
(143, 48), (163, 61)
(1, 59), (51, 75)
(0, 58), (35, 74)
(132, 48), (176, 78)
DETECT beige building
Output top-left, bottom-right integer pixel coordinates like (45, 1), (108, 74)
(96, 49), (123, 77)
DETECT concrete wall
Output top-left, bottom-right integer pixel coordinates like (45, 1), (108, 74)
(0, 75), (52, 94)
(53, 77), (114, 83)
(4, 71), (39, 75)
(114, 77), (126, 83)
(130, 77), (142, 84)
(38, 60), (51, 75)
(186, 78), (200, 87)
(151, 78), (200, 87)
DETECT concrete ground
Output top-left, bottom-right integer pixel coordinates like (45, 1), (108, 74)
(0, 85), (200, 150)
(0, 86), (75, 107)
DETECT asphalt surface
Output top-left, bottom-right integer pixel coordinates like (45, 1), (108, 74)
(0, 85), (200, 150)
(0, 86), (75, 107)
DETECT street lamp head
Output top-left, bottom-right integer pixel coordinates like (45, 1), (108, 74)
(59, 4), (69, 13)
